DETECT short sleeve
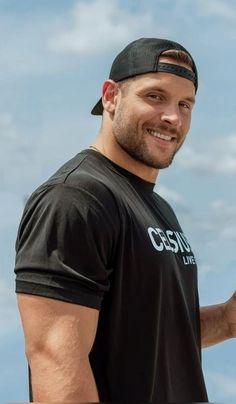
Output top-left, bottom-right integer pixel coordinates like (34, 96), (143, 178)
(15, 182), (120, 309)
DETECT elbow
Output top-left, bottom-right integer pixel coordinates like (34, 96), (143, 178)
(24, 338), (52, 368)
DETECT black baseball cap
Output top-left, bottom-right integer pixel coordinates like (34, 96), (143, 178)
(91, 37), (198, 115)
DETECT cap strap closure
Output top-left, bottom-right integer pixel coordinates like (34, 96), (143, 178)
(157, 63), (197, 86)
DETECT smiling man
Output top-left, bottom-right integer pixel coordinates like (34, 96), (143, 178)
(15, 38), (236, 403)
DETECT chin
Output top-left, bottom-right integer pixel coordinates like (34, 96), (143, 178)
(154, 157), (175, 169)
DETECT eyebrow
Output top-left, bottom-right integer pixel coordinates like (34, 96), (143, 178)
(184, 96), (196, 105)
(140, 86), (196, 105)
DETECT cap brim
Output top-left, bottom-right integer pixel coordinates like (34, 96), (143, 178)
(91, 98), (103, 115)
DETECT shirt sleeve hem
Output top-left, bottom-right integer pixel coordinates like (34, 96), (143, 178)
(15, 280), (102, 310)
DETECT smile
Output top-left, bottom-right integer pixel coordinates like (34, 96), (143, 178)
(147, 129), (175, 142)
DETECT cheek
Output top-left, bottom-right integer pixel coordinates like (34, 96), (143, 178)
(182, 112), (192, 133)
(115, 98), (161, 127)
(135, 105), (160, 125)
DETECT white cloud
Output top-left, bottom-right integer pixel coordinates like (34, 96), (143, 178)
(197, 0), (236, 19)
(0, 192), (24, 230)
(49, 0), (157, 55)
(157, 184), (188, 209)
(206, 370), (236, 399)
(185, 199), (236, 243)
(176, 146), (212, 172)
(0, 15), (54, 75)
(0, 113), (41, 193)
(0, 110), (99, 196)
(0, 6), (89, 77)
(176, 133), (236, 175)
(0, 278), (19, 337)
(176, 197), (236, 289)
(198, 262), (218, 277)
(211, 200), (236, 241)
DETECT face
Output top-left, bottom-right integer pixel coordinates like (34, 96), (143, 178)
(111, 65), (195, 170)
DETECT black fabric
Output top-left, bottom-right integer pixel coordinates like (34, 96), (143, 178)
(156, 62), (196, 83)
(91, 37), (198, 115)
(28, 366), (33, 402)
(15, 149), (208, 403)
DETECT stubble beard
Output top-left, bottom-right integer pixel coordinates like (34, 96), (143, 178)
(112, 109), (182, 170)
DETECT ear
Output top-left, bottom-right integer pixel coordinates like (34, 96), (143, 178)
(101, 80), (119, 114)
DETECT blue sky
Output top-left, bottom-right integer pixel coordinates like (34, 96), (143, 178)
(0, 0), (236, 402)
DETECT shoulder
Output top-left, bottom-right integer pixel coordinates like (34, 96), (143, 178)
(16, 174), (121, 263)
(18, 152), (123, 246)
(25, 150), (120, 215)
(22, 181), (120, 235)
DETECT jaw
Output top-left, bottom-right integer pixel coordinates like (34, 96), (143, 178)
(143, 123), (187, 166)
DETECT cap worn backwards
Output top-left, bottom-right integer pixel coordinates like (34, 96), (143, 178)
(91, 37), (198, 116)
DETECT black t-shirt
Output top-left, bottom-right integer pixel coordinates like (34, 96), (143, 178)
(15, 149), (208, 403)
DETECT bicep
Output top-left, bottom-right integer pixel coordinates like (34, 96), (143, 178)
(17, 293), (99, 359)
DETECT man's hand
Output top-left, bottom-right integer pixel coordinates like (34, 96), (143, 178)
(200, 291), (236, 348)
(17, 293), (100, 402)
(224, 291), (236, 338)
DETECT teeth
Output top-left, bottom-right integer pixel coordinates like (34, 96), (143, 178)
(147, 129), (172, 141)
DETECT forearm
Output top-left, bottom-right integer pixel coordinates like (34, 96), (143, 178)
(200, 302), (230, 348)
(29, 352), (99, 402)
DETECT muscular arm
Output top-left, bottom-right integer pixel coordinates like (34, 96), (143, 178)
(200, 291), (236, 348)
(17, 293), (100, 402)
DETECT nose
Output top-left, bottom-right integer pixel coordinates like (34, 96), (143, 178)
(160, 104), (181, 127)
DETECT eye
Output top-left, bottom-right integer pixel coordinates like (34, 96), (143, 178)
(147, 93), (163, 101)
(179, 101), (191, 110)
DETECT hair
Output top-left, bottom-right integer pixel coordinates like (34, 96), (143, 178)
(160, 49), (193, 69)
(117, 77), (135, 96)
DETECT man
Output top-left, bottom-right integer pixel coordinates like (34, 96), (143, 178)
(15, 37), (236, 403)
